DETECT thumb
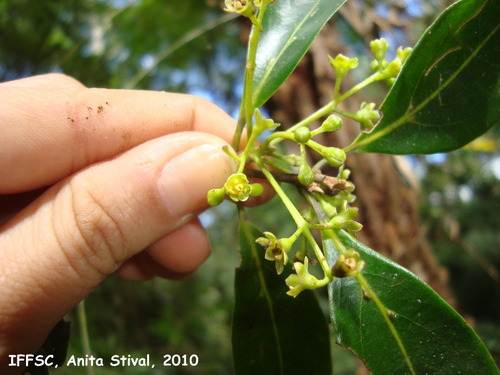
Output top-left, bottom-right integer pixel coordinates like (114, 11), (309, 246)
(0, 132), (236, 364)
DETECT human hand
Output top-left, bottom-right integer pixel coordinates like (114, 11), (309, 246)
(0, 74), (249, 373)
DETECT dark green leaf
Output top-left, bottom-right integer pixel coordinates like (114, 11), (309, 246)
(351, 0), (500, 154)
(325, 229), (500, 375)
(232, 217), (331, 375)
(24, 319), (70, 375)
(252, 0), (347, 108)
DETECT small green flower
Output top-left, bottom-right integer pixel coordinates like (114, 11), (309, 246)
(328, 208), (363, 231)
(328, 54), (359, 80)
(225, 173), (251, 201)
(370, 38), (390, 64)
(354, 102), (380, 133)
(285, 258), (320, 297)
(256, 231), (293, 275)
(254, 108), (280, 136)
(331, 249), (365, 278)
(377, 60), (402, 81)
(224, 173), (263, 202)
(375, 46), (412, 85)
(396, 46), (412, 65)
(224, 0), (253, 17)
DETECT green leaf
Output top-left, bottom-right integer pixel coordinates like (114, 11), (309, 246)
(252, 0), (347, 108)
(351, 0), (500, 154)
(325, 229), (500, 375)
(232, 216), (331, 375)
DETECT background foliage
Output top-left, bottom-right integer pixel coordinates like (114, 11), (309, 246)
(1, 0), (498, 373)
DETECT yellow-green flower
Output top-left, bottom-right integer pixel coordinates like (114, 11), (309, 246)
(370, 38), (390, 64)
(328, 54), (359, 79)
(331, 249), (365, 278)
(396, 46), (412, 65)
(256, 231), (292, 275)
(224, 173), (263, 202)
(354, 102), (380, 133)
(254, 108), (280, 136)
(285, 258), (320, 297)
(224, 0), (253, 17)
(224, 173), (252, 201)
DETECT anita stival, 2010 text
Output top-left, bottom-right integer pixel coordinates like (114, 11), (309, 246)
(8, 353), (200, 369)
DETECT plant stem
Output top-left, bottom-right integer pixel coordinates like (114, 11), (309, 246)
(287, 101), (336, 134)
(233, 2), (271, 150)
(336, 71), (380, 103)
(254, 157), (332, 280)
(260, 130), (296, 150)
(77, 300), (94, 375)
(237, 124), (260, 173)
(254, 158), (305, 225)
(232, 102), (247, 151)
(262, 73), (380, 150)
(281, 71), (381, 137)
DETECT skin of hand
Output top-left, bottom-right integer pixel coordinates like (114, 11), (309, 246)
(0, 74), (270, 374)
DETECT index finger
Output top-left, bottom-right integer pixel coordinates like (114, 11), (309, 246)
(0, 74), (237, 194)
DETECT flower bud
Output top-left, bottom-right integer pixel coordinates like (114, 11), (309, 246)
(312, 115), (343, 137)
(370, 59), (379, 72)
(322, 115), (343, 132)
(294, 127), (312, 144)
(249, 182), (264, 197)
(377, 60), (402, 81)
(396, 46), (412, 64)
(375, 46), (412, 82)
(328, 54), (359, 80)
(323, 147), (346, 167)
(328, 215), (363, 231)
(327, 207), (362, 231)
(207, 188), (225, 207)
(298, 162), (315, 186)
(339, 168), (351, 180)
(370, 38), (390, 62)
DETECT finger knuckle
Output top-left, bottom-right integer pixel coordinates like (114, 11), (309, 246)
(65, 180), (127, 276)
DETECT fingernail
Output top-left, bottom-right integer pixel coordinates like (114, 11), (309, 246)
(158, 144), (236, 218)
